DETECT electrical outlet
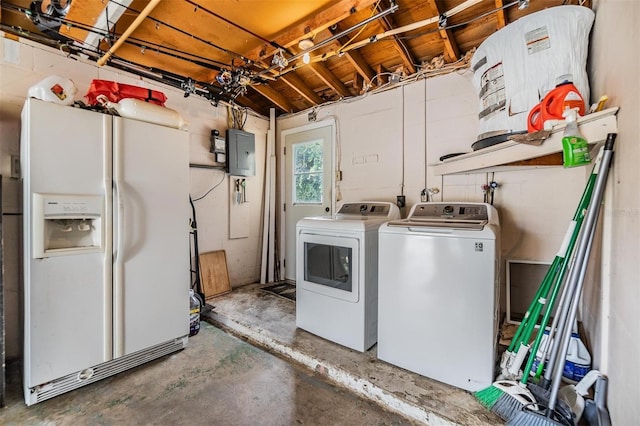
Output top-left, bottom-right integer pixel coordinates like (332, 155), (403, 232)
(11, 155), (21, 178)
(396, 195), (405, 208)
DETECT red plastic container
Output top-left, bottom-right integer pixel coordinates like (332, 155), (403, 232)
(528, 79), (586, 132)
(542, 81), (585, 122)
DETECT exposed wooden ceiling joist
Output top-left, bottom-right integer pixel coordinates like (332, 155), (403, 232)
(234, 95), (264, 115)
(243, 0), (379, 63)
(425, 0), (460, 63)
(250, 84), (294, 113)
(252, 56), (322, 108)
(329, 25), (376, 84)
(495, 0), (507, 29)
(375, 2), (416, 74)
(309, 62), (352, 98)
(280, 72), (324, 105)
(0, 0), (587, 117)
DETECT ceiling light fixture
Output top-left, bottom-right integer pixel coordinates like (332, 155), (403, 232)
(257, 1), (398, 77)
(298, 38), (314, 64)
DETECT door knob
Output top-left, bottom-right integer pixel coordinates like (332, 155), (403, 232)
(325, 207), (330, 212)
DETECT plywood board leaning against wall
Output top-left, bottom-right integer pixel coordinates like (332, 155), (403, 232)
(199, 250), (232, 299)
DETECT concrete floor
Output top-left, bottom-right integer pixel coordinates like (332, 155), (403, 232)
(204, 284), (502, 426)
(1, 321), (413, 425)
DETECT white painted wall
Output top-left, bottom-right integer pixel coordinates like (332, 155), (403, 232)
(588, 1), (640, 424)
(280, 71), (589, 311)
(0, 36), (269, 359)
(279, 14), (639, 417)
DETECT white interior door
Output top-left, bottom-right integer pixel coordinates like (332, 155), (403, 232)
(282, 122), (334, 282)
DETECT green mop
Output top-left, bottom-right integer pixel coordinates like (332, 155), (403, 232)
(475, 147), (601, 418)
(508, 134), (616, 426)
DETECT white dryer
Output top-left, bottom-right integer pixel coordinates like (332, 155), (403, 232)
(296, 201), (400, 352)
(377, 202), (500, 392)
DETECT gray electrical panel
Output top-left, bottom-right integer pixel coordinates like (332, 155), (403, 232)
(226, 129), (255, 176)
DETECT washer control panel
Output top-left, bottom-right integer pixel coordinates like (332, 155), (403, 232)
(410, 203), (488, 221)
(338, 202), (392, 217)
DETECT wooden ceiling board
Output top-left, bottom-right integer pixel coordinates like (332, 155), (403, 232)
(190, 0), (338, 41)
(404, 33), (449, 62)
(241, 0), (380, 62)
(58, 0), (108, 42)
(147, 1), (264, 61)
(0, 0), (594, 116)
(112, 43), (213, 81)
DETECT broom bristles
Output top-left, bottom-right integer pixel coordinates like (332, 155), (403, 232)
(492, 393), (529, 421)
(475, 384), (504, 409)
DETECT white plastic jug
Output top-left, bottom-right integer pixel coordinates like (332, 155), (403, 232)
(27, 75), (78, 105)
(96, 94), (189, 130)
(562, 332), (591, 384)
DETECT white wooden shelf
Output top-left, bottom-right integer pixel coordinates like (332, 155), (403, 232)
(432, 107), (619, 176)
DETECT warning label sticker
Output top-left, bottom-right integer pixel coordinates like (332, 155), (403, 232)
(525, 26), (551, 55)
(478, 62), (506, 119)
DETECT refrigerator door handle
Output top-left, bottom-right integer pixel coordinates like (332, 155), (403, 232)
(113, 119), (125, 358)
(103, 114), (114, 361)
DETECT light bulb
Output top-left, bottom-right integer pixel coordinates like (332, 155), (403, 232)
(302, 52), (311, 64)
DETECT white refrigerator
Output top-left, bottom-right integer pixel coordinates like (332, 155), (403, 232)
(21, 98), (190, 405)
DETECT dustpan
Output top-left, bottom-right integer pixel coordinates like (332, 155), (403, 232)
(582, 376), (611, 426)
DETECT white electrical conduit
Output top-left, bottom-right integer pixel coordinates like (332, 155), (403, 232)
(255, 1), (398, 77)
(271, 0), (483, 77)
(342, 0), (484, 53)
(97, 0), (162, 66)
(260, 109), (276, 284)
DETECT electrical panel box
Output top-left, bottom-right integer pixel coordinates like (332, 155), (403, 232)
(226, 129), (255, 176)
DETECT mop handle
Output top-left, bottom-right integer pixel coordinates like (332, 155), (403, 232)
(548, 205), (598, 414)
(543, 147), (606, 384)
(535, 270), (572, 382)
(547, 134), (616, 415)
(506, 162), (597, 356)
(526, 171), (598, 381)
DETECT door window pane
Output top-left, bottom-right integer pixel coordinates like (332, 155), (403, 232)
(293, 140), (323, 204)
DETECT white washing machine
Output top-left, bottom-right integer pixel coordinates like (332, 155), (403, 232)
(377, 202), (500, 392)
(296, 201), (400, 352)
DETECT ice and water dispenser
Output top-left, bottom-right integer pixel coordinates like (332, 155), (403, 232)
(32, 194), (103, 258)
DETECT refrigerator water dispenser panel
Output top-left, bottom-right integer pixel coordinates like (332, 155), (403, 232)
(32, 193), (103, 258)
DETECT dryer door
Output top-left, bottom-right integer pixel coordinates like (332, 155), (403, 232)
(297, 232), (360, 303)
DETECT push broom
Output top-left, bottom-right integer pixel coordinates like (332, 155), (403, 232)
(508, 133), (616, 426)
(475, 143), (602, 419)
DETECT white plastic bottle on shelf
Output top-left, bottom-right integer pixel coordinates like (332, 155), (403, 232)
(189, 289), (201, 336)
